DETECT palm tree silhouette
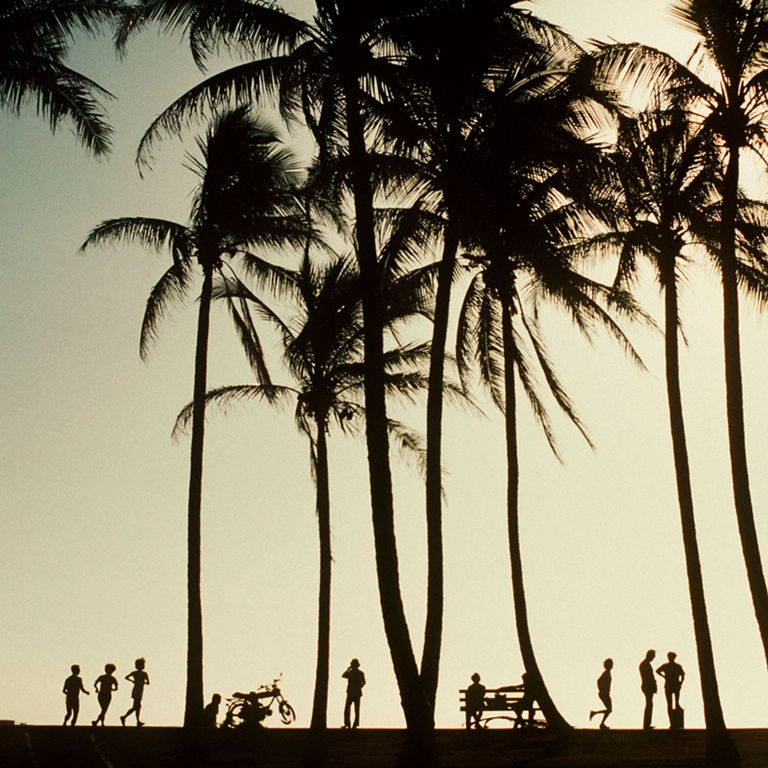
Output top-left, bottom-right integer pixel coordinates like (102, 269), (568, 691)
(594, 0), (768, 670)
(1, 0), (125, 155)
(117, 1), (443, 747)
(607, 104), (740, 765)
(174, 242), (439, 739)
(454, 48), (642, 735)
(80, 106), (307, 728)
(375, 0), (586, 709)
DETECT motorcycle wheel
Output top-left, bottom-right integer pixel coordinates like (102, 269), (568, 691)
(223, 702), (246, 728)
(279, 700), (296, 724)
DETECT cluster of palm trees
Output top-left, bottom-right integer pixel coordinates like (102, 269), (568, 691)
(7, 1), (768, 766)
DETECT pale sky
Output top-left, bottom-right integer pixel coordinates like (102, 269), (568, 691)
(2, 0), (768, 732)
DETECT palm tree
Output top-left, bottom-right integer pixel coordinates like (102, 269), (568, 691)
(454, 50), (642, 734)
(374, 0), (589, 709)
(594, 0), (768, 669)
(1, 0), (126, 155)
(116, 0), (443, 745)
(605, 104), (740, 765)
(671, 0), (768, 677)
(174, 244), (441, 740)
(80, 106), (308, 728)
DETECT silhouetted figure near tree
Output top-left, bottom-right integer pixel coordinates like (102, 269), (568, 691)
(203, 694), (221, 728)
(342, 659), (365, 729)
(639, 649), (657, 729)
(465, 673), (486, 729)
(589, 658), (613, 729)
(656, 652), (685, 728)
(500, 673), (537, 728)
(92, 664), (118, 726)
(121, 658), (149, 726)
(62, 664), (89, 726)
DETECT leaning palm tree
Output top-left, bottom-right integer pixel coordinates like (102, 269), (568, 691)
(593, 0), (768, 669)
(80, 106), (308, 728)
(603, 104), (740, 765)
(455, 58), (642, 734)
(1, 0), (126, 155)
(116, 0), (443, 746)
(374, 0), (592, 709)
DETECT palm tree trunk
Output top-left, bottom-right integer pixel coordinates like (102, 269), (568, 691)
(310, 422), (332, 733)
(721, 141), (768, 666)
(663, 261), (738, 766)
(499, 282), (571, 736)
(341, 70), (434, 758)
(184, 263), (213, 730)
(420, 219), (459, 709)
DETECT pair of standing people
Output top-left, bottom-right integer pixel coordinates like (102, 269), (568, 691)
(640, 649), (685, 729)
(62, 658), (149, 727)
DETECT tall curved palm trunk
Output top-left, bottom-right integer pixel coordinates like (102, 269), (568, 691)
(421, 212), (460, 707)
(499, 274), (571, 736)
(662, 257), (738, 765)
(310, 420), (332, 734)
(185, 262), (214, 729)
(720, 141), (768, 666)
(342, 67), (434, 763)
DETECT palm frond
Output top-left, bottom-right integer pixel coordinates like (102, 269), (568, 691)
(140, 259), (196, 359)
(172, 382), (296, 439)
(80, 217), (192, 261)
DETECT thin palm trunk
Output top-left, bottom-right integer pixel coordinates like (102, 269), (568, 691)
(499, 276), (571, 737)
(420, 220), (459, 709)
(663, 259), (738, 766)
(310, 421), (332, 733)
(721, 141), (768, 666)
(184, 263), (213, 730)
(341, 72), (434, 749)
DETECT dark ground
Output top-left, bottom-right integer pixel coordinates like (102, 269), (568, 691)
(2, 725), (766, 768)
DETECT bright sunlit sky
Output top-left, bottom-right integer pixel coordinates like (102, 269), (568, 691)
(2, 0), (768, 733)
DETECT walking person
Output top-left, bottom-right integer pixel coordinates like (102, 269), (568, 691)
(62, 664), (90, 726)
(120, 658), (150, 726)
(342, 658), (365, 729)
(589, 658), (613, 729)
(639, 649), (657, 729)
(92, 663), (118, 726)
(656, 651), (685, 728)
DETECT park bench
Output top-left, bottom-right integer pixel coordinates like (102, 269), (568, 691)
(459, 683), (546, 730)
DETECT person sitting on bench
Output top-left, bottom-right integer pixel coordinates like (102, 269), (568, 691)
(465, 673), (486, 729)
(500, 673), (537, 728)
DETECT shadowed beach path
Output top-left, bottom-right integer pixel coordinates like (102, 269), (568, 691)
(2, 726), (768, 767)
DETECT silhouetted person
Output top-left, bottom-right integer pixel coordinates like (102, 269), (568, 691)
(656, 651), (685, 728)
(121, 658), (149, 726)
(92, 663), (118, 726)
(203, 693), (221, 728)
(465, 673), (486, 729)
(62, 664), (89, 726)
(342, 658), (365, 729)
(639, 649), (657, 729)
(589, 658), (613, 729)
(505, 673), (537, 728)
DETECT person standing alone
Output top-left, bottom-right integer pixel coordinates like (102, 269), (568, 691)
(342, 658), (365, 729)
(639, 649), (657, 729)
